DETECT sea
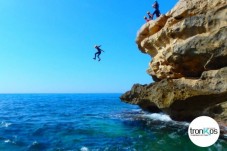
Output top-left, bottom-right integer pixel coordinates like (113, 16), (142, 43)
(0, 94), (226, 151)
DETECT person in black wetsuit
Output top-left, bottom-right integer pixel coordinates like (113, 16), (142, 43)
(93, 45), (104, 61)
(151, 1), (161, 19)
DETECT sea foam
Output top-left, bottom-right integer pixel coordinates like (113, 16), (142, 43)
(1, 121), (12, 128)
(142, 113), (172, 122)
(80, 146), (89, 151)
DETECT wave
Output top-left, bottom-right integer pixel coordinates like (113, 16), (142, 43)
(80, 146), (89, 151)
(142, 113), (190, 126)
(1, 121), (12, 128)
(142, 113), (172, 122)
(4, 139), (11, 143)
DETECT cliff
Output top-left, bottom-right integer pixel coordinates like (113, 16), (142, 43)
(121, 0), (227, 125)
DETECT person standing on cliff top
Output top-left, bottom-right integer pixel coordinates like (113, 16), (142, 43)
(147, 11), (153, 20)
(93, 45), (104, 61)
(151, 1), (161, 19)
(144, 16), (150, 22)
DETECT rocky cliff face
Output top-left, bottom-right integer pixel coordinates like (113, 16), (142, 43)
(121, 0), (227, 124)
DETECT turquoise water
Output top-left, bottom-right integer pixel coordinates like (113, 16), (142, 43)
(0, 94), (226, 151)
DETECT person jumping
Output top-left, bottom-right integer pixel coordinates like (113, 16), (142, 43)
(93, 45), (104, 61)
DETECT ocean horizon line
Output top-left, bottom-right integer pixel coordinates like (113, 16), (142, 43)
(0, 92), (123, 95)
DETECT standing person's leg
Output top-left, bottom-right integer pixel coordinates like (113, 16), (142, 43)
(153, 10), (157, 18)
(156, 9), (161, 17)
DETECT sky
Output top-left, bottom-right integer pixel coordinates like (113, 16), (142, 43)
(0, 0), (178, 93)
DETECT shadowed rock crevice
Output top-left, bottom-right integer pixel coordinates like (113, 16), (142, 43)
(166, 93), (227, 121)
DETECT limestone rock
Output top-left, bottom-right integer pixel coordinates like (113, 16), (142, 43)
(121, 67), (227, 121)
(121, 0), (227, 124)
(136, 0), (227, 80)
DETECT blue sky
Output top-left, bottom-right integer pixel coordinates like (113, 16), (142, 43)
(0, 0), (177, 93)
